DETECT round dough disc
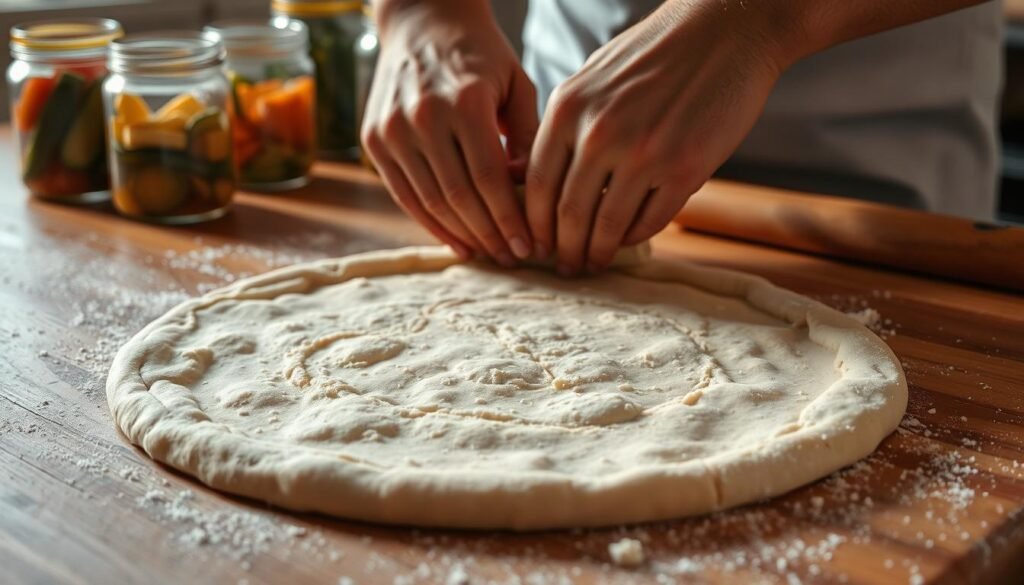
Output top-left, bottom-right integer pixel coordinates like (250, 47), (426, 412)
(107, 246), (906, 530)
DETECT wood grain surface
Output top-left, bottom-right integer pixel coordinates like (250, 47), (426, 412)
(0, 129), (1022, 585)
(675, 181), (1024, 292)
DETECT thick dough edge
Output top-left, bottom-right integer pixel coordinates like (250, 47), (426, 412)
(106, 246), (907, 530)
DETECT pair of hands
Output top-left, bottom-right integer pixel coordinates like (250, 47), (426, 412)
(362, 0), (792, 275)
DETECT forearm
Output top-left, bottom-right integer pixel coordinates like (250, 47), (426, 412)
(770, 0), (992, 66)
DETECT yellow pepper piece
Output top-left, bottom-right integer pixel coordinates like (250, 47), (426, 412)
(155, 93), (205, 124)
(114, 93), (151, 125)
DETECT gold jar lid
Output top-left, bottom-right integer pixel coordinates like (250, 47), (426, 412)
(271, 0), (362, 17)
(10, 18), (122, 58)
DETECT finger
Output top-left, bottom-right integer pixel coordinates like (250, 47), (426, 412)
(500, 69), (539, 161)
(388, 130), (485, 253)
(622, 185), (690, 245)
(421, 133), (517, 266)
(554, 142), (613, 276)
(455, 108), (533, 260)
(372, 151), (473, 260)
(586, 171), (651, 273)
(525, 124), (572, 261)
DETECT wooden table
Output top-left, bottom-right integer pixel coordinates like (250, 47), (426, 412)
(1, 131), (1023, 585)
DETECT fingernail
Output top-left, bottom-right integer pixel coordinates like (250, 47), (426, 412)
(534, 243), (549, 260)
(557, 263), (574, 277)
(497, 252), (517, 268)
(509, 237), (530, 260)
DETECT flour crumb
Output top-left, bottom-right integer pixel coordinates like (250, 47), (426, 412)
(445, 564), (470, 585)
(845, 308), (881, 329)
(609, 538), (645, 567)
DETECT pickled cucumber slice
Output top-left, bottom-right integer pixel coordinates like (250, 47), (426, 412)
(61, 80), (105, 170)
(128, 166), (188, 215)
(23, 71), (85, 179)
(187, 109), (231, 163)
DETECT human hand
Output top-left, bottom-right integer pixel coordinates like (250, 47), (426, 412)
(361, 0), (538, 265)
(526, 0), (795, 275)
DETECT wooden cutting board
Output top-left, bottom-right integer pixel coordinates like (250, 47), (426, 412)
(1, 131), (1022, 584)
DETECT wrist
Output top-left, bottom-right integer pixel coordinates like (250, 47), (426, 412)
(754, 1), (821, 70)
(376, 0), (494, 42)
(657, 0), (814, 74)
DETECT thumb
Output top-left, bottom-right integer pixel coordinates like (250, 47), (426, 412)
(500, 68), (539, 163)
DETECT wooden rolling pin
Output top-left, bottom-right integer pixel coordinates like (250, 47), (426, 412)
(675, 180), (1024, 292)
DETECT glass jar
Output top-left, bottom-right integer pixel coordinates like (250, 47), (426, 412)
(354, 4), (378, 170)
(204, 20), (316, 191)
(271, 0), (363, 161)
(7, 18), (123, 203)
(103, 33), (236, 224)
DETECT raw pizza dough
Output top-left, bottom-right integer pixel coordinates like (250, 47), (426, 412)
(107, 246), (907, 530)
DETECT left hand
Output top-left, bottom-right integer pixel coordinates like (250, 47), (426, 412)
(525, 0), (796, 275)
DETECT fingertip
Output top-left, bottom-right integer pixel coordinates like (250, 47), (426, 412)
(509, 236), (531, 260)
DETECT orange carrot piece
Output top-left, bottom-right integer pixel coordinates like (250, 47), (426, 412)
(14, 76), (57, 133)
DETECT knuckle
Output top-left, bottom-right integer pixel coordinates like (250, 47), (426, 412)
(492, 210), (522, 231)
(666, 171), (708, 198)
(557, 197), (585, 221)
(380, 114), (409, 143)
(548, 88), (581, 123)
(583, 116), (617, 149)
(409, 95), (445, 130)
(360, 128), (383, 157)
(454, 80), (491, 110)
(634, 215), (670, 238)
(525, 169), (551, 196)
(386, 184), (414, 206)
(470, 163), (503, 192)
(442, 184), (474, 208)
(625, 140), (657, 169)
(593, 211), (624, 237)
(517, 71), (538, 100)
(420, 191), (449, 215)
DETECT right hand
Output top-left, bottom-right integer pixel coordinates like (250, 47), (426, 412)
(361, 0), (538, 265)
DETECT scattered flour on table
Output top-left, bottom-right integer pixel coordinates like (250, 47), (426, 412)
(133, 488), (338, 564)
(821, 290), (899, 339)
(609, 538), (645, 567)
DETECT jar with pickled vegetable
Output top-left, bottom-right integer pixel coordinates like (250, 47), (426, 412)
(271, 0), (363, 161)
(204, 20), (316, 191)
(103, 33), (236, 224)
(7, 18), (123, 203)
